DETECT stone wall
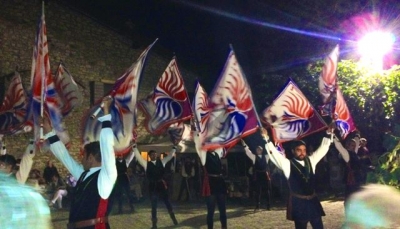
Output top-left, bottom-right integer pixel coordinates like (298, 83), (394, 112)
(0, 0), (197, 177)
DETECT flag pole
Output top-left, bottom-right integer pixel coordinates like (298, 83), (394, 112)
(229, 44), (263, 128)
(39, 1), (45, 142)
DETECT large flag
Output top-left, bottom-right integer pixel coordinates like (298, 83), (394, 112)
(0, 72), (32, 135)
(319, 45), (339, 116)
(334, 89), (356, 139)
(262, 79), (327, 143)
(139, 57), (192, 135)
(30, 7), (68, 145)
(192, 80), (211, 140)
(81, 40), (156, 156)
(201, 50), (259, 150)
(54, 62), (82, 116)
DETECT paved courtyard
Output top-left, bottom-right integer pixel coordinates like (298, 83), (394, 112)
(51, 196), (345, 229)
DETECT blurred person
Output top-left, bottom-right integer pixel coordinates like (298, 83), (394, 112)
(263, 126), (340, 229)
(49, 173), (68, 209)
(43, 96), (117, 229)
(343, 184), (400, 228)
(0, 140), (35, 184)
(243, 142), (272, 211)
(133, 144), (178, 229)
(112, 146), (135, 214)
(177, 157), (195, 201)
(0, 173), (51, 229)
(26, 169), (46, 193)
(43, 160), (59, 184)
(194, 132), (228, 229)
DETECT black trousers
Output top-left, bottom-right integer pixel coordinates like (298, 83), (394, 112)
(114, 175), (134, 212)
(294, 217), (323, 229)
(206, 194), (227, 229)
(177, 177), (192, 201)
(254, 180), (271, 208)
(151, 187), (174, 219)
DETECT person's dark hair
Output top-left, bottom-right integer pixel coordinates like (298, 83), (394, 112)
(0, 154), (17, 167)
(84, 141), (101, 162)
(291, 140), (306, 150)
(148, 150), (156, 155)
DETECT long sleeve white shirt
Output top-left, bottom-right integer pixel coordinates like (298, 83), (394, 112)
(16, 142), (35, 184)
(45, 114), (117, 199)
(193, 133), (223, 166)
(133, 146), (176, 171)
(244, 146), (269, 165)
(333, 137), (351, 163)
(266, 137), (331, 179)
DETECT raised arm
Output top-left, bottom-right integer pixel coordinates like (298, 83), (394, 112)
(332, 136), (350, 163)
(97, 111), (118, 199)
(261, 129), (291, 179)
(242, 140), (255, 164)
(308, 137), (332, 166)
(132, 145), (147, 171)
(161, 146), (176, 167)
(16, 141), (35, 184)
(193, 132), (207, 166)
(44, 121), (84, 180)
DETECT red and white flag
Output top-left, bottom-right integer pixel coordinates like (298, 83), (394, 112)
(319, 45), (339, 116)
(82, 40), (156, 156)
(139, 57), (192, 135)
(262, 79), (327, 143)
(0, 72), (32, 135)
(202, 50), (259, 151)
(334, 89), (356, 139)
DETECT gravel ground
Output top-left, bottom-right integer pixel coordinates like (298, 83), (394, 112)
(51, 196), (345, 229)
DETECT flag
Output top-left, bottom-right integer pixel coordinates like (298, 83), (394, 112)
(81, 40), (156, 156)
(192, 80), (211, 140)
(30, 9), (68, 145)
(202, 50), (259, 150)
(0, 72), (32, 135)
(262, 79), (327, 143)
(167, 122), (192, 143)
(334, 89), (356, 139)
(54, 62), (82, 116)
(139, 57), (192, 135)
(319, 45), (339, 116)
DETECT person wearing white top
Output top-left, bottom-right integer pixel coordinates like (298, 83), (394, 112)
(43, 96), (117, 229)
(133, 144), (178, 229)
(262, 127), (339, 229)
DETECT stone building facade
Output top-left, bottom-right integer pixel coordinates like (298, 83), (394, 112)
(0, 0), (198, 176)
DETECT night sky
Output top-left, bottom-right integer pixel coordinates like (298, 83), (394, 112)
(63, 0), (352, 88)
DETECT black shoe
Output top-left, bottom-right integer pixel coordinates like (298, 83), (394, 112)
(151, 218), (157, 229)
(169, 212), (178, 225)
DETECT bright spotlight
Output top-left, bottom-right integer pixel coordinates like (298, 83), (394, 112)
(357, 31), (395, 71)
(358, 31), (395, 56)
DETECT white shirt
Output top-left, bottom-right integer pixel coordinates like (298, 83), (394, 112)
(45, 114), (117, 199)
(193, 133), (223, 166)
(133, 147), (176, 171)
(265, 137), (332, 179)
(244, 146), (269, 165)
(16, 142), (35, 184)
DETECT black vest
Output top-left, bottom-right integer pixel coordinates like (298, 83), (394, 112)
(254, 155), (267, 172)
(146, 159), (165, 182)
(205, 152), (222, 175)
(116, 159), (127, 175)
(288, 157), (315, 195)
(69, 170), (113, 225)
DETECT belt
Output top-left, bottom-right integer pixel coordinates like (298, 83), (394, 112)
(67, 217), (108, 229)
(290, 192), (316, 200)
(208, 174), (223, 178)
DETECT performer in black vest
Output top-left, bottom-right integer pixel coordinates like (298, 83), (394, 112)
(133, 145), (178, 229)
(262, 127), (339, 229)
(194, 133), (227, 229)
(44, 96), (117, 229)
(243, 143), (271, 211)
(112, 149), (135, 214)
